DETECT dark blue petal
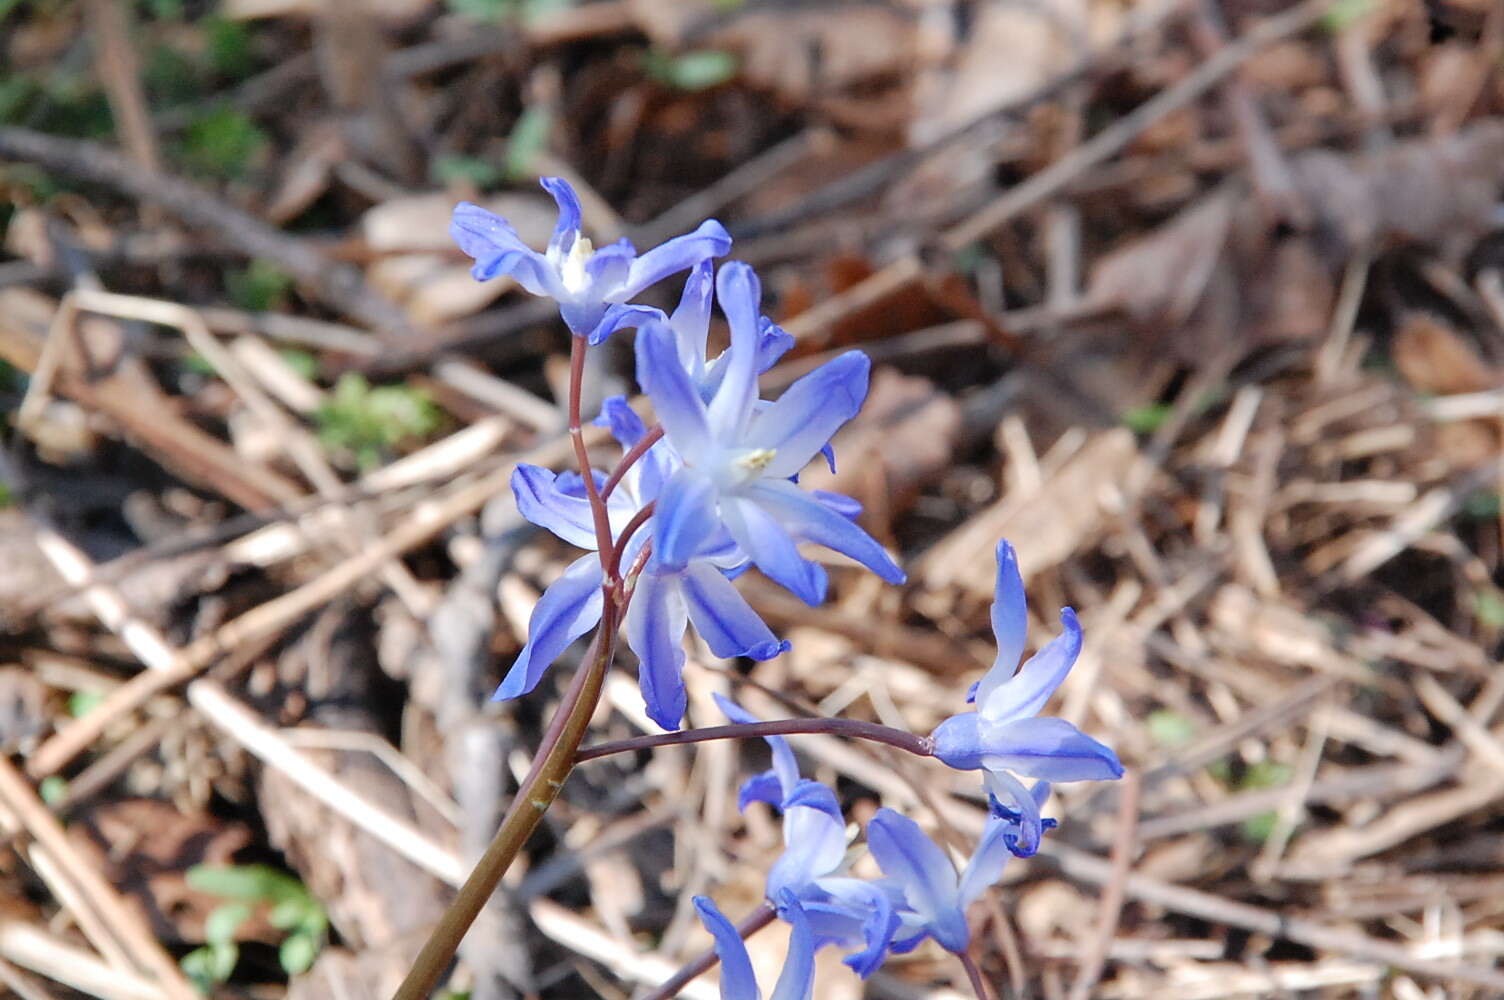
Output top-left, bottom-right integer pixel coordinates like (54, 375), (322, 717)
(692, 897), (759, 1000)
(622, 219), (732, 298)
(747, 351), (869, 479)
(818, 442), (836, 474)
(655, 470), (721, 571)
(738, 770), (784, 812)
(756, 317), (796, 372)
(539, 177), (582, 256)
(682, 562), (790, 660)
(625, 571), (689, 730)
(744, 479), (904, 585)
(511, 464), (600, 550)
(866, 808), (968, 953)
(592, 395), (647, 448)
(706, 261), (764, 441)
(769, 891), (816, 1000)
(721, 496), (827, 605)
(977, 608), (1082, 724)
(981, 716), (1124, 782)
(814, 878), (899, 978)
(586, 303), (667, 346)
(494, 555), (604, 700)
(636, 322), (712, 465)
(811, 490), (860, 521)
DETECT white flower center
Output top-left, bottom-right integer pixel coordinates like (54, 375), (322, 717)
(727, 447), (776, 484)
(559, 235), (594, 294)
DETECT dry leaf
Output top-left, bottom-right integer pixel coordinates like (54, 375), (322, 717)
(1086, 189), (1234, 324)
(361, 192), (557, 256)
(222, 0), (432, 20)
(1392, 312), (1498, 395)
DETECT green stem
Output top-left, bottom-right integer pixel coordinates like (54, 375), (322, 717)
(392, 606), (618, 1000)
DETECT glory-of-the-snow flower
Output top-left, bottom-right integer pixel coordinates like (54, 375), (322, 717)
(929, 540), (1123, 857)
(450, 177), (730, 344)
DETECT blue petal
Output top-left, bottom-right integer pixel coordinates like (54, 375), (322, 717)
(511, 464), (600, 550)
(818, 443), (836, 474)
(978, 609), (1082, 724)
(670, 260), (715, 378)
(593, 395), (647, 448)
(747, 352), (869, 479)
(625, 571), (689, 730)
(973, 539), (1029, 710)
(558, 298), (609, 341)
(682, 562), (790, 660)
(770, 780), (847, 894)
(655, 470), (721, 571)
(982, 768), (1045, 858)
(811, 490), (861, 521)
(813, 878), (899, 978)
(539, 177), (582, 256)
(450, 203), (555, 296)
(738, 770), (784, 812)
(744, 480), (904, 585)
(586, 303), (667, 346)
(981, 716), (1124, 782)
(756, 317), (796, 372)
(721, 496), (827, 606)
(769, 891), (816, 1000)
(866, 808), (967, 953)
(494, 555), (604, 699)
(636, 321), (712, 466)
(622, 219), (732, 299)
(713, 693), (799, 796)
(692, 897), (759, 1000)
(706, 261), (764, 441)
(958, 814), (1014, 908)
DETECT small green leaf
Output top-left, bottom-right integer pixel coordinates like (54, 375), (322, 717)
(643, 49), (738, 91)
(268, 897), (308, 930)
(67, 691), (104, 718)
(181, 940), (237, 993)
(504, 105), (553, 181)
(181, 352), (217, 377)
(1146, 709), (1197, 748)
(279, 931), (318, 976)
(204, 902), (251, 945)
(187, 864), (306, 903)
(225, 259), (293, 311)
(1240, 809), (1279, 843)
(1322, 0), (1374, 32)
(432, 154), (504, 190)
(205, 17), (257, 80)
(1241, 760), (1292, 791)
(447, 0), (513, 22)
(278, 349), (318, 380)
(316, 374), (441, 471)
(38, 776), (67, 805)
(1475, 590), (1504, 629)
(180, 106), (267, 178)
(1121, 402), (1172, 434)
(1464, 490), (1501, 521)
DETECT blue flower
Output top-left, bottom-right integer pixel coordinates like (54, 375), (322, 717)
(663, 261), (796, 398)
(715, 695), (897, 977)
(929, 540), (1123, 857)
(865, 786), (1045, 955)
(693, 891), (815, 1000)
(496, 407), (787, 730)
(637, 261), (904, 606)
(450, 178), (730, 344)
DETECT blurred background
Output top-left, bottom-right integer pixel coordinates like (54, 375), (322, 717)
(1, 0), (1503, 997)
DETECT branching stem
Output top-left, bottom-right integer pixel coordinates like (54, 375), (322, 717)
(601, 424), (665, 500)
(577, 718), (934, 763)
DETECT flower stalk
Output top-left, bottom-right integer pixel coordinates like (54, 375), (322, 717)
(576, 717), (935, 764)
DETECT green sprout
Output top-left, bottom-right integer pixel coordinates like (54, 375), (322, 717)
(181, 865), (328, 991)
(315, 373), (441, 472)
(642, 49), (738, 91)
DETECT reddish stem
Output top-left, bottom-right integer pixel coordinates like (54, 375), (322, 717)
(601, 424), (665, 500)
(568, 336), (617, 573)
(606, 501), (655, 579)
(576, 718), (934, 763)
(960, 950), (997, 1000)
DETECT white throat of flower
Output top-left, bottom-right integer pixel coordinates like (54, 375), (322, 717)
(727, 447), (776, 486)
(559, 235), (594, 295)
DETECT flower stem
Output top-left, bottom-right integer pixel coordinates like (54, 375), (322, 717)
(601, 424), (664, 500)
(606, 501), (654, 578)
(959, 950), (996, 1000)
(568, 335), (617, 573)
(639, 902), (777, 1000)
(576, 718), (935, 763)
(394, 610), (619, 1000)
